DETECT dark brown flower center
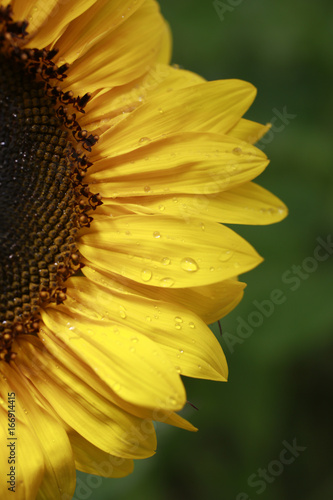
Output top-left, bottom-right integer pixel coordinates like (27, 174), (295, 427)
(0, 6), (101, 361)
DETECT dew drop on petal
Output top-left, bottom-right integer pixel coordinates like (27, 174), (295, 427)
(131, 337), (139, 343)
(210, 267), (215, 272)
(119, 307), (127, 319)
(158, 204), (165, 211)
(153, 231), (161, 238)
(175, 316), (183, 323)
(175, 324), (182, 330)
(189, 322), (195, 329)
(146, 316), (152, 322)
(144, 185), (151, 193)
(139, 137), (151, 143)
(141, 269), (152, 282)
(160, 277), (174, 287)
(233, 147), (242, 155)
(169, 396), (177, 406)
(219, 249), (233, 262)
(181, 257), (199, 272)
(175, 366), (182, 374)
(161, 257), (170, 265)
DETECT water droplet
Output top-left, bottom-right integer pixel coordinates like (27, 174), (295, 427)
(129, 346), (135, 353)
(210, 266), (215, 272)
(200, 223), (205, 231)
(161, 257), (170, 265)
(175, 366), (182, 374)
(169, 396), (177, 406)
(144, 185), (151, 193)
(189, 322), (195, 329)
(173, 197), (178, 203)
(158, 204), (165, 211)
(175, 317), (183, 323)
(131, 337), (139, 343)
(141, 269), (152, 282)
(119, 307), (127, 319)
(175, 324), (182, 330)
(158, 107), (164, 114)
(160, 277), (174, 287)
(179, 349), (184, 354)
(219, 249), (233, 262)
(153, 231), (161, 238)
(233, 147), (242, 155)
(197, 365), (202, 370)
(181, 257), (199, 272)
(139, 137), (151, 143)
(146, 316), (152, 322)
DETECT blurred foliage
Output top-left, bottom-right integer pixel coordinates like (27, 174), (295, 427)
(76, 1), (333, 498)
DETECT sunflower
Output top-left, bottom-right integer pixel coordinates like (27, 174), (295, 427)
(0, 0), (287, 498)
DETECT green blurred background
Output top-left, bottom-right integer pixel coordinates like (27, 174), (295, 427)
(76, 1), (333, 498)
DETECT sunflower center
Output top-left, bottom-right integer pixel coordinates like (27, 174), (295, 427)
(0, 7), (100, 361)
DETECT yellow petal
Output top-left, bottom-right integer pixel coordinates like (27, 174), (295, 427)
(65, 276), (228, 381)
(11, 0), (60, 39)
(0, 361), (76, 500)
(15, 335), (157, 459)
(86, 133), (268, 197)
(0, 411), (43, 500)
(62, 1), (166, 93)
(40, 307), (186, 411)
(33, 324), (196, 431)
(69, 431), (134, 477)
(228, 118), (271, 144)
(78, 214), (262, 288)
(156, 21), (172, 64)
(52, 0), (145, 64)
(24, 0), (98, 50)
(91, 79), (257, 158)
(85, 266), (245, 325)
(102, 181), (287, 225)
(80, 64), (204, 129)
